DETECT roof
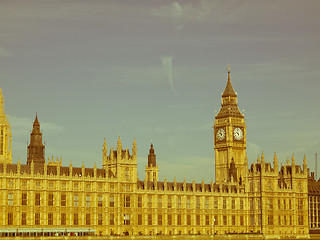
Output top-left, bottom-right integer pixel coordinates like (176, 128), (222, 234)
(309, 178), (320, 195)
(222, 72), (237, 98)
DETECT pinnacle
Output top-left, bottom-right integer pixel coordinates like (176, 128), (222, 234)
(222, 67), (237, 98)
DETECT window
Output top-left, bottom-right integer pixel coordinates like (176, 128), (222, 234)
(35, 193), (40, 206)
(240, 199), (244, 210)
(250, 214), (254, 225)
(86, 213), (90, 225)
(278, 199), (281, 209)
(86, 183), (91, 191)
(250, 199), (254, 210)
(177, 214), (182, 225)
(138, 215), (142, 225)
(187, 197), (191, 208)
(35, 213), (40, 225)
(205, 215), (209, 225)
(278, 215), (281, 225)
(168, 196), (172, 208)
(74, 195), (78, 207)
(214, 215), (218, 225)
(148, 214), (152, 225)
(61, 182), (66, 190)
(268, 215), (273, 225)
(98, 214), (103, 225)
(148, 196), (152, 208)
(110, 195), (114, 207)
(61, 194), (66, 206)
(138, 195), (142, 207)
(61, 213), (66, 225)
(125, 195), (130, 207)
(21, 213), (27, 225)
(205, 197), (209, 209)
(8, 212), (13, 225)
(124, 214), (130, 225)
(158, 196), (162, 208)
(98, 195), (103, 207)
(22, 193), (27, 205)
(178, 196), (182, 208)
(196, 197), (200, 209)
(223, 198), (226, 209)
(8, 192), (13, 206)
(283, 199), (287, 209)
(240, 216), (244, 225)
(284, 215), (287, 225)
(232, 215), (236, 225)
(48, 213), (53, 225)
(257, 198), (261, 210)
(158, 215), (162, 225)
(48, 193), (53, 206)
(168, 214), (172, 225)
(196, 215), (200, 225)
(289, 199), (292, 209)
(214, 198), (218, 209)
(86, 195), (91, 207)
(298, 215), (304, 225)
(223, 215), (227, 225)
(298, 199), (304, 210)
(232, 199), (235, 209)
(110, 214), (114, 225)
(74, 214), (78, 225)
(187, 215), (191, 225)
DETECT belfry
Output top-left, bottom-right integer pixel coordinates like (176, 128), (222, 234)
(214, 66), (247, 184)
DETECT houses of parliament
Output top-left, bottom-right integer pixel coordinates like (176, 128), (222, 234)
(0, 69), (315, 238)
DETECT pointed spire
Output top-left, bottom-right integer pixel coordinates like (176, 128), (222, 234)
(148, 142), (156, 167)
(303, 154), (307, 173)
(257, 154), (261, 164)
(261, 151), (265, 164)
(222, 65), (237, 98)
(0, 88), (4, 115)
(117, 136), (122, 147)
(291, 154), (295, 166)
(273, 152), (279, 170)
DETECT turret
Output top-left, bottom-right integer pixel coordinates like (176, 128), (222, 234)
(27, 114), (45, 167)
(132, 137), (137, 160)
(145, 143), (159, 182)
(303, 154), (307, 174)
(273, 152), (279, 171)
(103, 138), (107, 167)
(0, 88), (12, 164)
(117, 136), (122, 161)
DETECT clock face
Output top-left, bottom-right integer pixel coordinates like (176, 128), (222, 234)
(216, 128), (225, 141)
(233, 128), (243, 140)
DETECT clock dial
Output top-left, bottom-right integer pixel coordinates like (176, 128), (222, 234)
(233, 128), (243, 140)
(216, 128), (225, 141)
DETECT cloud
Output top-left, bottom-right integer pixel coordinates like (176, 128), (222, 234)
(10, 116), (63, 137)
(161, 56), (177, 95)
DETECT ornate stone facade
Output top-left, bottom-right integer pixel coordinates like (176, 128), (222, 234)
(0, 70), (309, 237)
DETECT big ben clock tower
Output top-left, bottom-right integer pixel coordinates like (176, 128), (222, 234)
(214, 66), (246, 184)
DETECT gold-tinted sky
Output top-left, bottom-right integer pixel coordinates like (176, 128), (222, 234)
(1, 0), (320, 182)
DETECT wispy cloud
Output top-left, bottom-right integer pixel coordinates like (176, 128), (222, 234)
(10, 116), (63, 137)
(161, 56), (177, 95)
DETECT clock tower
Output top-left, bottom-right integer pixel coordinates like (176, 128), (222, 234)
(214, 66), (247, 184)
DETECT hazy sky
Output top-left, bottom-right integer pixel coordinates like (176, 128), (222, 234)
(1, 0), (320, 182)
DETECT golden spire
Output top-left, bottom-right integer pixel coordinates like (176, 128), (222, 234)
(0, 88), (4, 115)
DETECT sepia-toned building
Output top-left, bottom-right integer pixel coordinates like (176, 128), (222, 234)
(0, 69), (309, 238)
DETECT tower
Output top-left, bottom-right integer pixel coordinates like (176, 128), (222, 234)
(27, 114), (45, 166)
(213, 66), (246, 183)
(0, 88), (12, 164)
(145, 143), (159, 182)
